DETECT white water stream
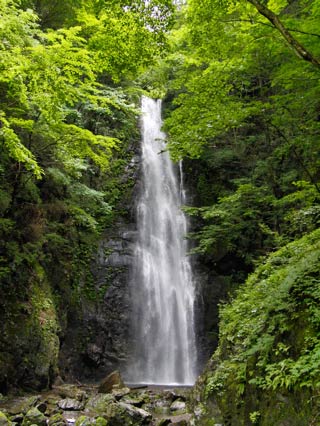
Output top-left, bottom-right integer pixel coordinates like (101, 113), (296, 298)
(127, 97), (197, 385)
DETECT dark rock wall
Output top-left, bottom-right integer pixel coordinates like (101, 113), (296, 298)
(193, 264), (230, 373)
(58, 223), (137, 381)
(0, 273), (60, 392)
(58, 152), (141, 383)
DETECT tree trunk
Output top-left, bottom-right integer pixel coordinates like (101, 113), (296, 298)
(247, 0), (320, 68)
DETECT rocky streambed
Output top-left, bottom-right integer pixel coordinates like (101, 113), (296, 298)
(0, 377), (194, 426)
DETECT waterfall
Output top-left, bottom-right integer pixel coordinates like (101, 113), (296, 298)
(127, 97), (197, 385)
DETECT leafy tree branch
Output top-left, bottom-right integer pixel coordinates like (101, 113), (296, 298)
(247, 0), (320, 67)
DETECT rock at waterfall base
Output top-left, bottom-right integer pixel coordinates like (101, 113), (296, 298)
(57, 398), (84, 411)
(98, 371), (124, 394)
(170, 400), (186, 413)
(47, 413), (67, 426)
(22, 407), (46, 426)
(0, 412), (11, 426)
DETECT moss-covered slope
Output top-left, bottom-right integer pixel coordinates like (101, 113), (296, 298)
(195, 228), (320, 426)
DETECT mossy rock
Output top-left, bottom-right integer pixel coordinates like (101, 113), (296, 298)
(53, 385), (87, 402)
(98, 371), (124, 394)
(75, 416), (108, 426)
(85, 394), (115, 415)
(4, 396), (40, 416)
(114, 402), (151, 426)
(75, 416), (92, 426)
(120, 393), (149, 407)
(47, 413), (67, 426)
(0, 411), (11, 426)
(170, 400), (186, 414)
(22, 407), (46, 426)
(1, 267), (60, 391)
(94, 418), (107, 426)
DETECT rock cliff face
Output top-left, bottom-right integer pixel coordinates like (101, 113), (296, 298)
(193, 263), (230, 372)
(58, 222), (137, 381)
(0, 270), (60, 392)
(58, 153), (141, 383)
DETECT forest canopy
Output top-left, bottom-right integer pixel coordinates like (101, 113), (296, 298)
(0, 0), (175, 297)
(0, 1), (319, 422)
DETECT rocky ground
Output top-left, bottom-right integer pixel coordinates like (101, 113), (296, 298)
(0, 373), (195, 426)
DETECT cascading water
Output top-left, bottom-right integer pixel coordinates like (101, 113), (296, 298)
(127, 96), (197, 385)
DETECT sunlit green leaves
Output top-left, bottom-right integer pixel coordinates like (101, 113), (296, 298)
(0, 112), (43, 178)
(77, 3), (173, 81)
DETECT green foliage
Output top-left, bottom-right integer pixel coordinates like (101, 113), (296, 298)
(163, 6), (320, 413)
(0, 0), (173, 392)
(160, 0), (320, 289)
(204, 229), (320, 422)
(186, 184), (277, 264)
(0, 114), (43, 178)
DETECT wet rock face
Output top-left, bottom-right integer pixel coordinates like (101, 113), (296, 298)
(90, 225), (137, 372)
(193, 265), (231, 371)
(58, 221), (137, 382)
(58, 145), (141, 383)
(0, 277), (60, 394)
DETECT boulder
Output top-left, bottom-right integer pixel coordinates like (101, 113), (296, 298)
(53, 385), (87, 402)
(70, 415), (108, 426)
(155, 419), (171, 426)
(75, 416), (91, 426)
(150, 399), (170, 415)
(0, 411), (11, 426)
(162, 391), (186, 402)
(5, 396), (40, 416)
(111, 387), (131, 401)
(118, 403), (151, 423)
(22, 407), (46, 426)
(57, 398), (84, 411)
(167, 414), (191, 426)
(170, 400), (186, 413)
(85, 394), (115, 415)
(120, 393), (148, 407)
(102, 402), (151, 426)
(98, 371), (124, 394)
(47, 413), (67, 426)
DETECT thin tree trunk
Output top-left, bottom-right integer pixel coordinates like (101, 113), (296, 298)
(247, 0), (320, 68)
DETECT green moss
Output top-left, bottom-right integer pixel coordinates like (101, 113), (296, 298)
(26, 268), (60, 383)
(0, 412), (11, 426)
(0, 264), (60, 390)
(75, 417), (92, 426)
(75, 415), (109, 426)
(94, 418), (107, 426)
(47, 413), (66, 426)
(22, 408), (46, 426)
